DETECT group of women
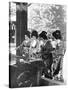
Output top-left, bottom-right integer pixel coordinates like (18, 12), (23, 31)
(21, 29), (62, 78)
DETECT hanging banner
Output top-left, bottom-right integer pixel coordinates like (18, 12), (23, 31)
(9, 2), (16, 21)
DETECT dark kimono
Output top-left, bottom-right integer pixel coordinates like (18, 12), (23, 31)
(41, 40), (54, 79)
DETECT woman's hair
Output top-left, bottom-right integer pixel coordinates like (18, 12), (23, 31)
(39, 31), (47, 40)
(52, 30), (62, 40)
(31, 30), (38, 38)
(25, 31), (30, 38)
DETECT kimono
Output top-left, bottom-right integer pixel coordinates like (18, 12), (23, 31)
(41, 40), (54, 79)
